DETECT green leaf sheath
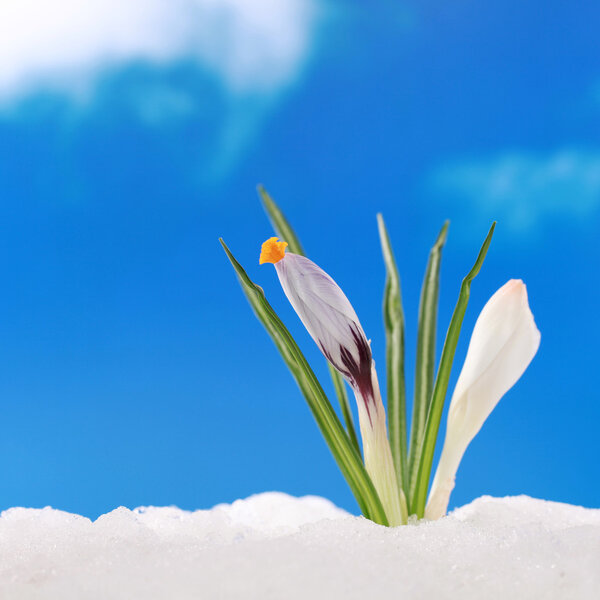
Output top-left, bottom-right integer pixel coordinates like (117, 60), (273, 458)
(407, 221), (449, 511)
(258, 185), (361, 456)
(376, 214), (408, 497)
(412, 223), (496, 518)
(220, 239), (388, 526)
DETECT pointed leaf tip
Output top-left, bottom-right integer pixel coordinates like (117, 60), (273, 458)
(258, 186), (304, 256)
(438, 221), (450, 242)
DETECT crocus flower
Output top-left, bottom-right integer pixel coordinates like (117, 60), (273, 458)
(260, 237), (408, 525)
(425, 279), (541, 520)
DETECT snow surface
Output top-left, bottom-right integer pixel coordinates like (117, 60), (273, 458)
(1, 493), (598, 599)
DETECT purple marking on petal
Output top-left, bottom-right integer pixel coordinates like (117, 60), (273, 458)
(339, 324), (375, 424)
(317, 327), (375, 425)
(275, 252), (376, 424)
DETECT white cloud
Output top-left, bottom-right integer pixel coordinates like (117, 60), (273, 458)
(0, 1), (321, 179)
(0, 0), (318, 101)
(429, 148), (600, 231)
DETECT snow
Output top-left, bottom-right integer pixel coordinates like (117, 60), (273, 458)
(1, 493), (598, 599)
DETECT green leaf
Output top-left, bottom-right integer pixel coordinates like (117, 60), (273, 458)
(326, 363), (361, 455)
(258, 185), (305, 254)
(220, 238), (389, 525)
(412, 223), (496, 518)
(407, 221), (449, 511)
(376, 214), (408, 497)
(258, 185), (361, 456)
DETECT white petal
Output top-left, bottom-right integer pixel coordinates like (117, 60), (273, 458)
(273, 252), (407, 525)
(275, 253), (372, 390)
(357, 363), (408, 526)
(281, 254), (363, 324)
(448, 279), (540, 439)
(426, 279), (540, 520)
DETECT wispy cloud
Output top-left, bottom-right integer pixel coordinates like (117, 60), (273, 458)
(429, 148), (600, 231)
(0, 0), (321, 177)
(0, 0), (318, 100)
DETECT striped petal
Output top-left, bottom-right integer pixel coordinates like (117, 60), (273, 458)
(261, 242), (407, 525)
(275, 253), (375, 402)
(426, 279), (540, 520)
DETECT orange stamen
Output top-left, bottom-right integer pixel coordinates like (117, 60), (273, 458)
(259, 237), (288, 264)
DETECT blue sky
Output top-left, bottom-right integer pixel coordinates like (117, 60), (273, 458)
(0, 1), (598, 518)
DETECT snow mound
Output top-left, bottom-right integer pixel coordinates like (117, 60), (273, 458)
(1, 493), (598, 599)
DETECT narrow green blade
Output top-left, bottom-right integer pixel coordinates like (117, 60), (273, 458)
(258, 185), (361, 456)
(327, 363), (361, 455)
(376, 214), (408, 497)
(412, 223), (496, 518)
(407, 221), (449, 511)
(258, 185), (305, 254)
(220, 239), (388, 525)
